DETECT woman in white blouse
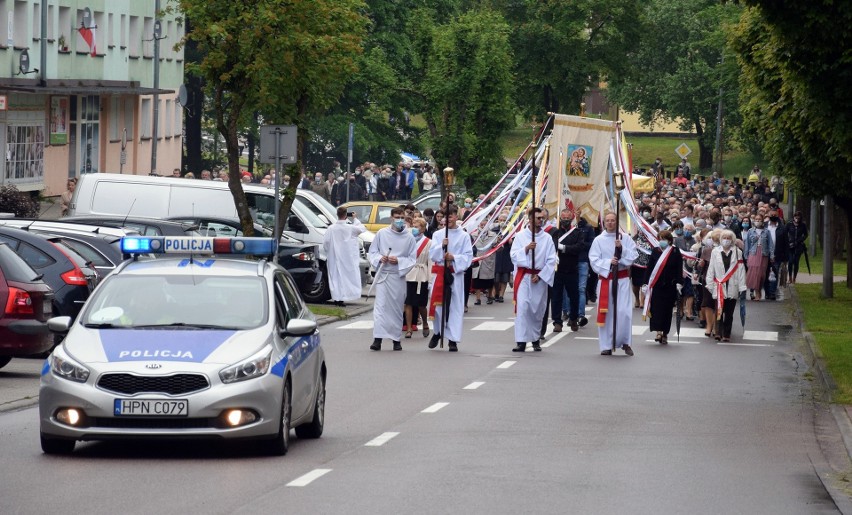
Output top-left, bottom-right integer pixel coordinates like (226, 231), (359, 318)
(706, 230), (747, 342)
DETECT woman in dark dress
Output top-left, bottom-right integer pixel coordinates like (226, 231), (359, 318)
(642, 230), (684, 345)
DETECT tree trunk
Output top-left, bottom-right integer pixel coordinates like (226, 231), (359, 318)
(183, 18), (203, 175)
(694, 120), (713, 171)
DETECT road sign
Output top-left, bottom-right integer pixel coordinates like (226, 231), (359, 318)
(675, 143), (692, 159)
(259, 125), (298, 165)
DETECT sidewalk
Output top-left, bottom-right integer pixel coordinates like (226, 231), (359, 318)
(38, 197), (62, 220)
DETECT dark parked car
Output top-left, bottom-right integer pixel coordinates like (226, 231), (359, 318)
(62, 215), (200, 237)
(166, 215), (321, 297)
(0, 243), (55, 368)
(0, 227), (98, 323)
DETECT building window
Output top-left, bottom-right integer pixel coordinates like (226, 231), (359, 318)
(107, 13), (113, 47)
(175, 102), (182, 138)
(47, 4), (53, 40)
(165, 99), (173, 137)
(143, 17), (153, 57)
(141, 98), (152, 138)
(123, 98), (134, 140)
(79, 96), (100, 174)
(166, 20), (173, 59)
(58, 6), (70, 49)
(5, 125), (45, 184)
(31, 3), (39, 40)
(13, 0), (27, 48)
(93, 11), (103, 54)
(109, 97), (120, 141)
(129, 15), (139, 56)
(120, 14), (126, 48)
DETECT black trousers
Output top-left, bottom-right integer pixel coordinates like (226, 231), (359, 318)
(551, 273), (580, 323)
(718, 298), (738, 338)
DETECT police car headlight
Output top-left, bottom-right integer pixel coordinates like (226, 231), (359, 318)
(219, 348), (272, 384)
(51, 353), (90, 383)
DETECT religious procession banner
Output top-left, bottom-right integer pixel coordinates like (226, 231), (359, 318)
(543, 115), (616, 227)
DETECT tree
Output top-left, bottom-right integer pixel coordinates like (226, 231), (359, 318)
(417, 8), (516, 192)
(729, 2), (852, 289)
(174, 0), (366, 237)
(606, 0), (742, 171)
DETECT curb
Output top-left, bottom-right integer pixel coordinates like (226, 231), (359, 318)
(789, 285), (852, 462)
(0, 304), (375, 415)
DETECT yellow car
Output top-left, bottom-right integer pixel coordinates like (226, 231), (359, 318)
(340, 201), (404, 233)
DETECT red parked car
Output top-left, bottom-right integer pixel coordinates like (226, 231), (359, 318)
(0, 242), (54, 369)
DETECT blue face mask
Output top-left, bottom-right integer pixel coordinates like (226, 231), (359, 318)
(393, 219), (405, 231)
(674, 228), (684, 236)
(659, 240), (669, 249)
(464, 202), (471, 208)
(741, 222), (750, 229)
(684, 230), (693, 238)
(411, 228), (420, 237)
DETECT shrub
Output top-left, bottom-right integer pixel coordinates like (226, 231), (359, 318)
(0, 185), (39, 218)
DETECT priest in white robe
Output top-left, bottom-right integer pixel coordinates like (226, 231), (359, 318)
(428, 206), (473, 352)
(368, 207), (417, 351)
(589, 212), (639, 356)
(510, 208), (557, 352)
(322, 206), (366, 305)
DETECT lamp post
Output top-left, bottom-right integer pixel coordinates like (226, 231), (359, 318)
(611, 167), (626, 352)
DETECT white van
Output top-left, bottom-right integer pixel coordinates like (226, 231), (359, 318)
(68, 173), (371, 302)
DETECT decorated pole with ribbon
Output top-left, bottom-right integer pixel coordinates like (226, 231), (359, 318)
(610, 132), (627, 352)
(440, 166), (455, 349)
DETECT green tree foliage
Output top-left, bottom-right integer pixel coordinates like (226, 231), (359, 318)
(606, 0), (742, 171)
(174, 0), (366, 236)
(417, 8), (516, 192)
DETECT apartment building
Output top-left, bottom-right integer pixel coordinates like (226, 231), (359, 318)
(0, 0), (183, 196)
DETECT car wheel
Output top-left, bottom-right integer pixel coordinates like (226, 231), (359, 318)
(264, 379), (291, 456)
(0, 356), (11, 369)
(301, 263), (331, 303)
(296, 372), (325, 439)
(40, 433), (75, 455)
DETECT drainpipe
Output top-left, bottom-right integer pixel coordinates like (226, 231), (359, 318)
(39, 0), (47, 86)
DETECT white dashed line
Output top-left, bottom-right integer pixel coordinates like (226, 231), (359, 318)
(645, 340), (700, 345)
(718, 342), (774, 347)
(339, 321), (374, 329)
(365, 432), (400, 447)
(421, 402), (449, 413)
(471, 321), (515, 331)
(576, 336), (598, 340)
(464, 316), (495, 320)
(287, 469), (332, 487)
(463, 381), (485, 390)
(541, 332), (567, 347)
(742, 330), (779, 341)
(497, 360), (516, 369)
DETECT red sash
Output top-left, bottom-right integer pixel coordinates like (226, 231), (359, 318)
(512, 267), (540, 314)
(416, 237), (430, 258)
(714, 254), (742, 319)
(642, 247), (673, 319)
(597, 269), (631, 326)
(428, 263), (454, 318)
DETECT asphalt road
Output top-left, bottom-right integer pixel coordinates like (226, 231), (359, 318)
(0, 293), (847, 514)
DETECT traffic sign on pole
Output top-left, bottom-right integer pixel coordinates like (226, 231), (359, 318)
(259, 125), (298, 165)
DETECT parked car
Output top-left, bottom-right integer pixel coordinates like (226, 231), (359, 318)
(0, 227), (98, 324)
(62, 216), (200, 237)
(166, 215), (321, 297)
(0, 219), (141, 280)
(340, 201), (401, 233)
(0, 242), (55, 368)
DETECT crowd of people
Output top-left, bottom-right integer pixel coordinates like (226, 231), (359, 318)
(315, 157), (811, 356)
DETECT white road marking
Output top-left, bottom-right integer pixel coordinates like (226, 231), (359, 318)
(339, 321), (373, 329)
(287, 469), (332, 487)
(645, 339), (700, 345)
(632, 325), (647, 335)
(576, 336), (598, 340)
(542, 332), (567, 347)
(464, 316), (495, 320)
(365, 432), (400, 447)
(743, 330), (779, 341)
(471, 321), (515, 331)
(421, 402), (449, 413)
(497, 360), (516, 369)
(675, 328), (712, 338)
(718, 342), (774, 347)
(463, 381), (485, 390)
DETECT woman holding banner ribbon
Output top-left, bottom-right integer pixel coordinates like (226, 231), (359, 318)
(641, 230), (683, 345)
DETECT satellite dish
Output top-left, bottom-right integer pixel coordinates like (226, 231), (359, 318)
(154, 20), (162, 38)
(177, 84), (188, 107)
(19, 50), (29, 74)
(82, 7), (92, 28)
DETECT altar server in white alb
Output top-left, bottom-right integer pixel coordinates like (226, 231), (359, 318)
(368, 207), (417, 351)
(428, 205), (473, 352)
(589, 212), (639, 356)
(510, 208), (557, 352)
(322, 206), (367, 306)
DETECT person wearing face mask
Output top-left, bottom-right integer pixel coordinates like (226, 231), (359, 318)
(377, 169), (392, 201)
(785, 211), (809, 284)
(368, 207), (417, 351)
(311, 172), (329, 201)
(763, 209), (788, 298)
(706, 230), (747, 342)
(675, 223), (698, 320)
(330, 175), (346, 206)
(323, 206), (367, 307)
(550, 208), (585, 332)
(641, 230), (683, 345)
(743, 216), (773, 301)
(404, 218), (432, 339)
(354, 166), (367, 194)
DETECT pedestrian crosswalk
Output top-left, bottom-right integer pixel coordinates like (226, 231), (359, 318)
(337, 319), (779, 343)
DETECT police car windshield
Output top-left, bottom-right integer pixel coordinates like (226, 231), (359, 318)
(82, 275), (267, 329)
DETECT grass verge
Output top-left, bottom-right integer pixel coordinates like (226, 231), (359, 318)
(308, 304), (346, 318)
(797, 247), (847, 278)
(796, 283), (852, 403)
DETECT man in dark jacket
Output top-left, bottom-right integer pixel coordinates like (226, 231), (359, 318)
(765, 208), (788, 300)
(550, 208), (589, 332)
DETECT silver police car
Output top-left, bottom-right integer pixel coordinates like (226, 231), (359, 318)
(39, 236), (326, 455)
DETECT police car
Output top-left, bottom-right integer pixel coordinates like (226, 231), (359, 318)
(38, 236), (326, 456)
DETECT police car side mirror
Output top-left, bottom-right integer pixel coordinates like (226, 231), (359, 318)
(47, 316), (73, 334)
(282, 318), (317, 337)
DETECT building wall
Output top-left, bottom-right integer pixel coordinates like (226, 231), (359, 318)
(0, 0), (184, 196)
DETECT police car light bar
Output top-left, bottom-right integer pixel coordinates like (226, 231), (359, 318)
(120, 237), (276, 256)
